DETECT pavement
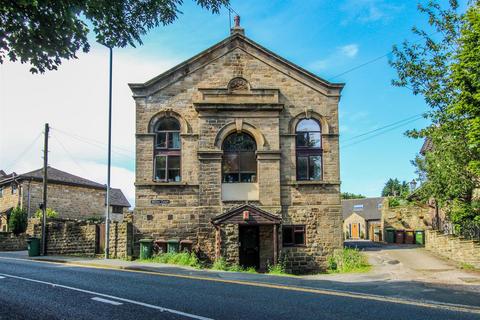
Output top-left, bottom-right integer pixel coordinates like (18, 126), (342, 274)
(0, 244), (479, 319)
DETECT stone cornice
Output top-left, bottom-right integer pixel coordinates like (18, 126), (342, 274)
(256, 150), (282, 160)
(197, 150), (223, 161)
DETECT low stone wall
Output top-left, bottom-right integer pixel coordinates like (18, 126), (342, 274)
(425, 229), (480, 268)
(27, 218), (133, 258)
(0, 232), (28, 251)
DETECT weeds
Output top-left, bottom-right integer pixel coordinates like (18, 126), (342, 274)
(327, 248), (371, 273)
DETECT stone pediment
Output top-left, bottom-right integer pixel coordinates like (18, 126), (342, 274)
(128, 33), (344, 99)
(211, 204), (281, 225)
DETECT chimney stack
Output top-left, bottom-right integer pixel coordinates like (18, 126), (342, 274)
(230, 15), (244, 35)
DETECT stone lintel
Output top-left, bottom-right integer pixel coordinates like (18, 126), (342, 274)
(256, 150), (282, 160)
(284, 181), (342, 187)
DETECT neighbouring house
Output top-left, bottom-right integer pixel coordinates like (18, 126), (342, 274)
(129, 19), (344, 274)
(342, 197), (383, 241)
(0, 167), (130, 231)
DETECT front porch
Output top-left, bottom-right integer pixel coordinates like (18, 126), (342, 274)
(211, 204), (281, 271)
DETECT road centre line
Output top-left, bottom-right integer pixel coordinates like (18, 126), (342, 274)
(91, 297), (123, 305)
(0, 272), (213, 320)
(0, 256), (479, 315)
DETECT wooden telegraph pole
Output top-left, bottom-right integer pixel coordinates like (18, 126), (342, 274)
(41, 123), (49, 255)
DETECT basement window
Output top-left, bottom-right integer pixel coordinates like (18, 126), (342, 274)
(282, 225), (306, 247)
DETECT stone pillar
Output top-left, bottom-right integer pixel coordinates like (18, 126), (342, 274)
(197, 150), (222, 206)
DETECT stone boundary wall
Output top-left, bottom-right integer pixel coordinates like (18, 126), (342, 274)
(382, 200), (431, 233)
(27, 218), (133, 258)
(0, 232), (28, 251)
(425, 229), (480, 268)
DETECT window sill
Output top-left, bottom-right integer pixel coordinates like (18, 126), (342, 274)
(282, 244), (307, 248)
(135, 181), (199, 187)
(284, 180), (341, 186)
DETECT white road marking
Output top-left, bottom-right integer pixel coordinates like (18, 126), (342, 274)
(91, 297), (123, 305)
(0, 273), (213, 320)
(0, 276), (5, 279)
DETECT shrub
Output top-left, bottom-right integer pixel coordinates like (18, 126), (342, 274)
(266, 255), (288, 275)
(211, 257), (229, 271)
(35, 208), (59, 219)
(327, 248), (371, 273)
(8, 207), (27, 235)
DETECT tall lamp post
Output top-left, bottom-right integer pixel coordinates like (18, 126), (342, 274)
(409, 179), (417, 192)
(104, 45), (113, 259)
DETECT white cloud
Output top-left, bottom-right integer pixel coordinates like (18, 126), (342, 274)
(0, 45), (179, 207)
(309, 43), (359, 72)
(341, 44), (359, 58)
(341, 0), (403, 24)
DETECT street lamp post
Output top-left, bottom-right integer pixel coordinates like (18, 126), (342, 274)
(409, 179), (417, 192)
(104, 45), (113, 259)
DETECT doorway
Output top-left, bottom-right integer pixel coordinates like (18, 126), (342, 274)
(351, 223), (359, 239)
(239, 226), (259, 269)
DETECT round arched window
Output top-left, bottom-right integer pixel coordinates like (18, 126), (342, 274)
(296, 119), (322, 180)
(222, 133), (257, 183)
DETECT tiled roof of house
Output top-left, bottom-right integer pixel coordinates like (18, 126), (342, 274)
(342, 197), (384, 221)
(0, 167), (130, 208)
(110, 188), (131, 207)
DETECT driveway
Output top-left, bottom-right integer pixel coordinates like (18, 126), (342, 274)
(340, 240), (480, 292)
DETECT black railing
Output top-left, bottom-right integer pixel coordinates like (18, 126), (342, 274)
(432, 215), (480, 241)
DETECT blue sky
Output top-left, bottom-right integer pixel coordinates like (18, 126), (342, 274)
(1, 0), (464, 205)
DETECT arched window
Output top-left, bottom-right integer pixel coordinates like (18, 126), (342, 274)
(154, 117), (181, 182)
(222, 133), (257, 183)
(296, 119), (322, 180)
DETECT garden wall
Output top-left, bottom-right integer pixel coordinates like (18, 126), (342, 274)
(425, 229), (480, 268)
(0, 232), (28, 251)
(27, 218), (133, 258)
(381, 199), (431, 232)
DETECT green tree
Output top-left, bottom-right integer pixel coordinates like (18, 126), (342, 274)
(8, 207), (27, 235)
(341, 192), (366, 200)
(0, 0), (228, 73)
(381, 178), (409, 197)
(390, 0), (480, 223)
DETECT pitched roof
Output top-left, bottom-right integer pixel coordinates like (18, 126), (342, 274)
(19, 167), (105, 189)
(0, 167), (130, 208)
(110, 188), (131, 207)
(342, 197), (384, 221)
(129, 31), (344, 98)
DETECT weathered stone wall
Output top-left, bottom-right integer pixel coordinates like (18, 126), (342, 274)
(425, 229), (480, 268)
(0, 232), (28, 251)
(220, 224), (239, 265)
(28, 218), (132, 258)
(23, 181), (105, 219)
(0, 183), (20, 214)
(343, 213), (367, 239)
(382, 199), (431, 232)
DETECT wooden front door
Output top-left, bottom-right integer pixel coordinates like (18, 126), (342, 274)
(351, 223), (359, 239)
(239, 226), (259, 269)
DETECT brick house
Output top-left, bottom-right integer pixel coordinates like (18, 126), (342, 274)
(0, 167), (130, 231)
(129, 20), (343, 273)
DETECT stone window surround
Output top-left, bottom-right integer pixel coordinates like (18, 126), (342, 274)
(282, 224), (307, 247)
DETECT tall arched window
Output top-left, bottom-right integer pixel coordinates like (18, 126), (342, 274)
(222, 133), (257, 183)
(296, 119), (322, 180)
(154, 117), (181, 182)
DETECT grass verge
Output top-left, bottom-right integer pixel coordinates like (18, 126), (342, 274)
(139, 252), (200, 268)
(326, 248), (371, 274)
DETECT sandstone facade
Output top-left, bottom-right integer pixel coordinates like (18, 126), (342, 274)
(130, 26), (343, 273)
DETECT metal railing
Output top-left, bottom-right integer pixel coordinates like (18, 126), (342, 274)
(432, 215), (480, 241)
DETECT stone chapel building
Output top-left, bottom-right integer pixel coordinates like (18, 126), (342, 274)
(129, 19), (344, 273)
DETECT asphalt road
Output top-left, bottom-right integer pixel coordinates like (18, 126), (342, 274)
(0, 257), (479, 320)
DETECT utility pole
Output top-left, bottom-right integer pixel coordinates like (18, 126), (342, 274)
(41, 123), (49, 256)
(105, 46), (113, 259)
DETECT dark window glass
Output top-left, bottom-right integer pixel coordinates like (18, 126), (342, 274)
(282, 225), (306, 246)
(222, 133), (257, 183)
(282, 226), (293, 245)
(154, 117), (181, 182)
(295, 119), (322, 181)
(112, 206), (123, 214)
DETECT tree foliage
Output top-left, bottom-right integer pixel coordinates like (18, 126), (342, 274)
(381, 178), (410, 197)
(341, 192), (366, 200)
(8, 207), (27, 235)
(0, 0), (228, 73)
(390, 0), (480, 223)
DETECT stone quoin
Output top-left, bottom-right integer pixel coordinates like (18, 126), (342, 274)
(129, 17), (344, 274)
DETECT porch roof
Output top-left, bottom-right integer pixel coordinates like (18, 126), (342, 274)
(211, 204), (281, 225)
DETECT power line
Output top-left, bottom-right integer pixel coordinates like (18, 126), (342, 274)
(52, 134), (88, 175)
(341, 116), (424, 149)
(3, 132), (42, 171)
(342, 113), (425, 143)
